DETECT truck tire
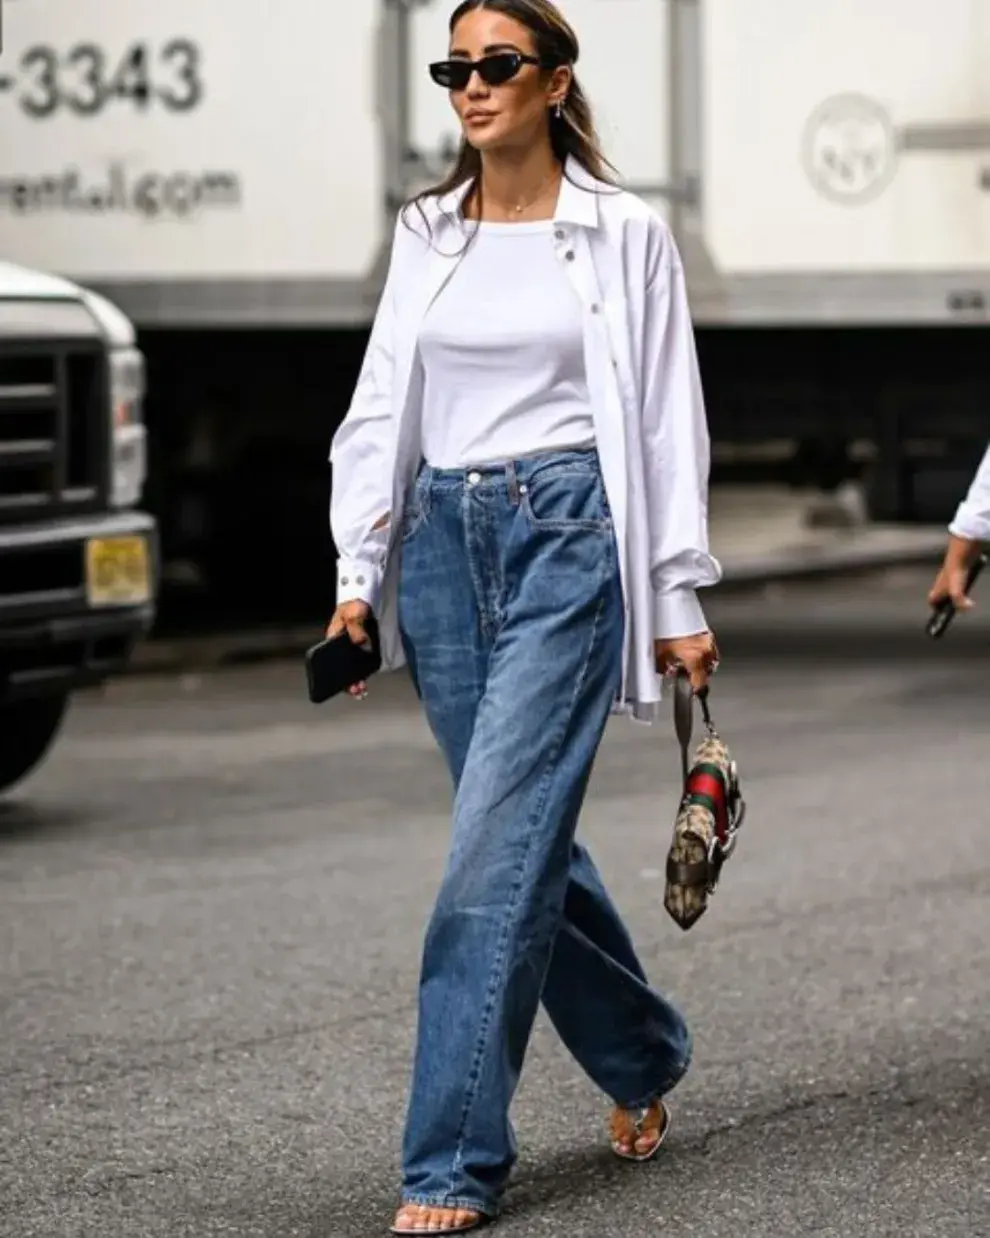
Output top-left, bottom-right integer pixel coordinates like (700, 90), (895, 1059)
(0, 695), (69, 796)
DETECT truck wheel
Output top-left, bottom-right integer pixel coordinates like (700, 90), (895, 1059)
(0, 695), (69, 796)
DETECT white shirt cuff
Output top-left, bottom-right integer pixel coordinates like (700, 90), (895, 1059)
(336, 558), (383, 612)
(654, 588), (708, 640)
(948, 510), (990, 544)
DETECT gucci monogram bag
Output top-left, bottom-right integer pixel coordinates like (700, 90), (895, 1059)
(664, 671), (746, 931)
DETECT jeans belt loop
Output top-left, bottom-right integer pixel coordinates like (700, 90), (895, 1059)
(505, 458), (520, 506)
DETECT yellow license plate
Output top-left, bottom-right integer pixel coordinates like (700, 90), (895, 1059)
(85, 536), (152, 608)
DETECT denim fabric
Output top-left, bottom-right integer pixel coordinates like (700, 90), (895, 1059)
(396, 448), (691, 1217)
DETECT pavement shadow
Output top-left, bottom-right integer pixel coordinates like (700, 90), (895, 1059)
(506, 1140), (641, 1209)
(302, 1140), (683, 1238)
(0, 798), (95, 842)
(304, 1138), (736, 1237)
(496, 1056), (990, 1231)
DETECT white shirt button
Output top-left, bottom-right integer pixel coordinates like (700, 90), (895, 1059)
(340, 575), (349, 585)
(591, 303), (601, 314)
(356, 575), (365, 586)
(565, 250), (575, 262)
(554, 228), (566, 241)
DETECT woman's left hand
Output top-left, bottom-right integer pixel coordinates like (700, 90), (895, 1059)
(655, 631), (720, 692)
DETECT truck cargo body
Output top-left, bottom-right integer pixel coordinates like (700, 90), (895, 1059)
(0, 0), (985, 611)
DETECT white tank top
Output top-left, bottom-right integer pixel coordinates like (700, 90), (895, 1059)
(417, 219), (595, 469)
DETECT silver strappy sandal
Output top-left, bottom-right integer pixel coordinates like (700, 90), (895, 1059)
(608, 1098), (671, 1162)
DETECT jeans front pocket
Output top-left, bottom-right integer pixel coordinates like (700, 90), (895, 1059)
(520, 459), (612, 533)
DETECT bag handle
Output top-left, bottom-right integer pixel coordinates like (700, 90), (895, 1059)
(673, 669), (715, 783)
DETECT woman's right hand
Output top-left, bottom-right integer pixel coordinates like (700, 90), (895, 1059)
(326, 600), (374, 699)
(928, 534), (980, 615)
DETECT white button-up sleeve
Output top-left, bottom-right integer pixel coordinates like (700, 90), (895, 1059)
(640, 236), (722, 639)
(329, 223), (403, 612)
(948, 443), (990, 543)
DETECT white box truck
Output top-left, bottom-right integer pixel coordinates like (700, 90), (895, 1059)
(0, 0), (985, 608)
(0, 261), (156, 795)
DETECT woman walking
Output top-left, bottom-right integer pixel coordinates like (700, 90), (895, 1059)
(327, 1), (721, 1231)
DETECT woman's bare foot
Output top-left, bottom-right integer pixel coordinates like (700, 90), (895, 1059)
(608, 1099), (670, 1161)
(390, 1203), (483, 1234)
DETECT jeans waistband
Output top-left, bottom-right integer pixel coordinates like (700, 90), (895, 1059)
(419, 445), (600, 491)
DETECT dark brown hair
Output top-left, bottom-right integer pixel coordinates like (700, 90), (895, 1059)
(402, 0), (618, 236)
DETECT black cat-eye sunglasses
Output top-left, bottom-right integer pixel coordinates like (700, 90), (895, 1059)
(429, 51), (551, 91)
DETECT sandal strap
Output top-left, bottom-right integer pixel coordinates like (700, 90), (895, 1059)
(609, 1099), (665, 1140)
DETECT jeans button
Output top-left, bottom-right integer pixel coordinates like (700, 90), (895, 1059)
(467, 470), (481, 486)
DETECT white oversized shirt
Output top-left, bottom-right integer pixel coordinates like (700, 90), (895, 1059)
(949, 443), (990, 543)
(330, 157), (722, 719)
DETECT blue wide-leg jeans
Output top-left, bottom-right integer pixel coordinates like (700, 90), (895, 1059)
(396, 448), (692, 1218)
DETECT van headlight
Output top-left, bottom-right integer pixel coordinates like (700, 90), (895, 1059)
(108, 347), (147, 508)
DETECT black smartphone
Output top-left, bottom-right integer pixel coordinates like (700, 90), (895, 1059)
(305, 612), (382, 703)
(925, 551), (987, 640)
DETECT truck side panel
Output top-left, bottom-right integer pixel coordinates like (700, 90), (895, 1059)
(0, 1), (383, 284)
(704, 0), (990, 274)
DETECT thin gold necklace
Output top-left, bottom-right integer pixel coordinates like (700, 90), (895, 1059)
(487, 167), (561, 220)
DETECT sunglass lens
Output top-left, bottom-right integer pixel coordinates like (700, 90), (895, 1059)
(429, 60), (471, 90)
(429, 53), (522, 90)
(478, 53), (521, 86)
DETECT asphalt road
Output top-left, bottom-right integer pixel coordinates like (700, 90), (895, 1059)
(2, 567), (989, 1238)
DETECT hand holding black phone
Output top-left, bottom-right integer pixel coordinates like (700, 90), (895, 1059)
(925, 551), (987, 640)
(305, 611), (382, 703)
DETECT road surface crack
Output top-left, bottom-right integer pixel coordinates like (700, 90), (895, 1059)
(82, 1164), (177, 1196)
(689, 1084), (922, 1154)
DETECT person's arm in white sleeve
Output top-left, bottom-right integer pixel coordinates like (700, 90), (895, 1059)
(948, 443), (990, 544)
(329, 221), (404, 613)
(640, 229), (723, 641)
(927, 442), (990, 614)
